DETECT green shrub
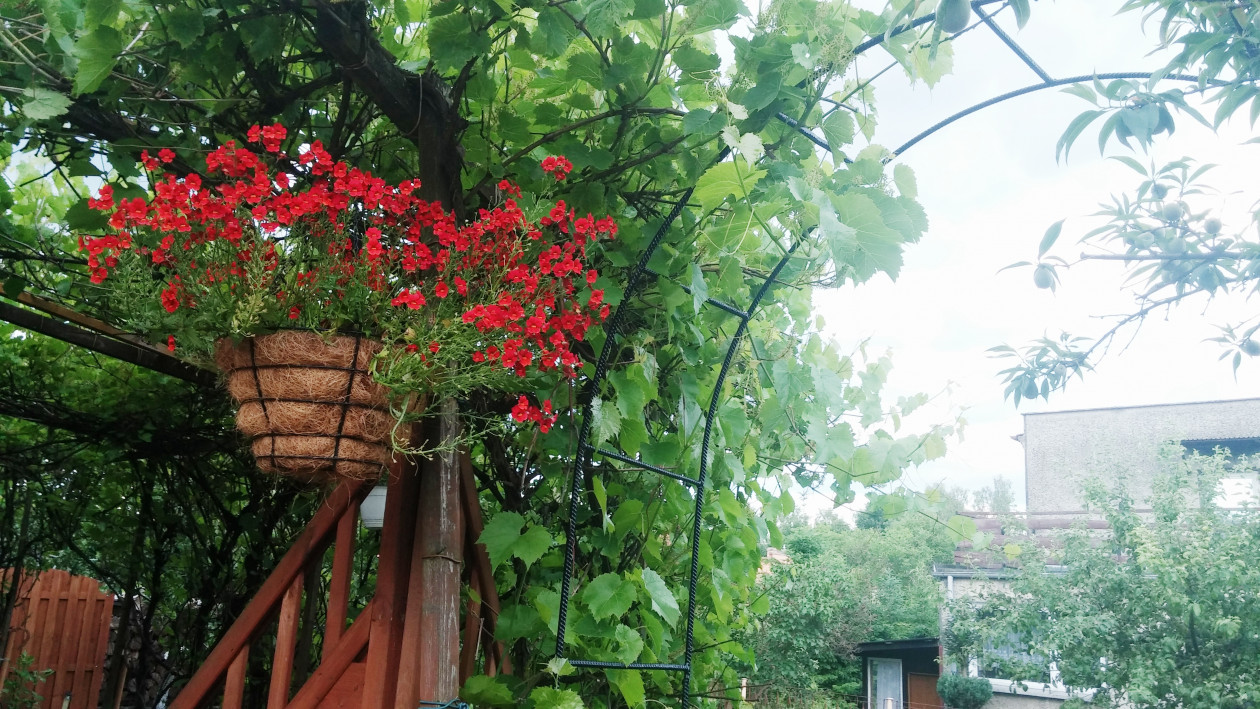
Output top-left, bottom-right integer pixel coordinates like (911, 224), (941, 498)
(936, 673), (993, 709)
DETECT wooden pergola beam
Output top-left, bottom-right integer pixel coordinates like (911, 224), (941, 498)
(0, 299), (216, 387)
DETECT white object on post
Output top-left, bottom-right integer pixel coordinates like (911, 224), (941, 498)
(360, 484), (389, 529)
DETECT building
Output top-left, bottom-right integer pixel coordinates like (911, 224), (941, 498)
(1023, 397), (1260, 513)
(868, 398), (1260, 709)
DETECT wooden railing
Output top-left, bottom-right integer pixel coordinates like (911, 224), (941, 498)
(169, 480), (372, 709)
(170, 414), (508, 709)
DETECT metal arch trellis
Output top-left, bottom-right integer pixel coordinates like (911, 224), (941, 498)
(553, 140), (812, 707)
(549, 2), (1221, 706)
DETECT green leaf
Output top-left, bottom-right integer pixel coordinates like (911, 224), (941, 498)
(591, 397), (622, 446)
(583, 572), (636, 620)
(513, 525), (553, 567)
(85, 0), (122, 27)
(461, 675), (516, 707)
(584, 0), (635, 37)
(742, 73), (783, 111)
(608, 669), (646, 707)
(479, 511), (524, 569)
(688, 262), (709, 314)
(65, 198), (110, 232)
(693, 162), (766, 211)
(73, 26), (122, 95)
(20, 87), (71, 120)
(613, 624), (645, 664)
(1038, 219), (1065, 258)
(1055, 109), (1104, 162)
(529, 687), (584, 709)
(892, 163), (917, 199)
(640, 568), (680, 626)
(830, 192), (905, 282)
(166, 7), (206, 49)
(3, 276), (28, 299)
(682, 108), (726, 137)
(593, 475), (612, 532)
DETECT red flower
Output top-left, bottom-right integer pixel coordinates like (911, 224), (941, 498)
(167, 335), (176, 352)
(289, 306), (301, 320)
(429, 341), (440, 354)
(160, 281), (180, 313)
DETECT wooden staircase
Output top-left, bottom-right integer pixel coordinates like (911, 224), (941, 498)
(170, 414), (507, 709)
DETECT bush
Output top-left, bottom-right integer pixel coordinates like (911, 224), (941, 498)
(937, 673), (992, 709)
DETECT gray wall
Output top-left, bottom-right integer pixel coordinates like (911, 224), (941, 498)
(1023, 398), (1260, 513)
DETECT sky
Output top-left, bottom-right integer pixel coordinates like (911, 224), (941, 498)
(805, 1), (1260, 515)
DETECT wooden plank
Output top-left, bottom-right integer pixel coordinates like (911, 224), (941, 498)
(398, 403), (464, 708)
(287, 600), (374, 709)
(41, 570), (72, 709)
(0, 301), (215, 386)
(86, 592), (114, 709)
(268, 576), (304, 708)
(318, 662), (365, 709)
(49, 574), (86, 708)
(460, 454), (509, 676)
(325, 499), (359, 656)
(223, 644), (250, 709)
(360, 426), (422, 709)
(67, 578), (101, 709)
(170, 480), (370, 709)
(459, 569), (482, 685)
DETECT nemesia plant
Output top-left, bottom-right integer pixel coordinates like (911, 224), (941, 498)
(79, 124), (615, 431)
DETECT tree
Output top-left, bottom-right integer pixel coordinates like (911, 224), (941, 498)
(0, 0), (972, 705)
(971, 476), (1014, 514)
(944, 447), (1260, 708)
(739, 513), (953, 703)
(994, 0), (1260, 401)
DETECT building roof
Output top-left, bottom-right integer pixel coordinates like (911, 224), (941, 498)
(1022, 395), (1260, 418)
(855, 637), (940, 655)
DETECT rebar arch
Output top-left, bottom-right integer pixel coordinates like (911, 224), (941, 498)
(552, 148), (806, 704)
(551, 3), (1204, 705)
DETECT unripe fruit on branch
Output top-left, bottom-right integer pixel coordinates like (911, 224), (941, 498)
(1205, 217), (1222, 235)
(1033, 264), (1055, 290)
(936, 0), (971, 33)
(1242, 340), (1260, 357)
(1161, 202), (1182, 222)
(1151, 184), (1169, 200)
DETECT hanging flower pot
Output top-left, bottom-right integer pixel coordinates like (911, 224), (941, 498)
(77, 123), (616, 480)
(215, 331), (393, 481)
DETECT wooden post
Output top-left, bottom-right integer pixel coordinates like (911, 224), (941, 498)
(360, 428), (423, 709)
(396, 400), (464, 708)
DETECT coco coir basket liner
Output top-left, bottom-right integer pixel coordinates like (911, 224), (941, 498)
(214, 331), (393, 481)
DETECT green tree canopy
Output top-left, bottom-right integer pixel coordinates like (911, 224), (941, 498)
(945, 447), (1260, 709)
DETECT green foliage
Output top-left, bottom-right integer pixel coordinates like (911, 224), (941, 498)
(0, 653), (53, 709)
(1005, 0), (1260, 399)
(946, 447), (1260, 708)
(737, 514), (953, 697)
(936, 673), (992, 709)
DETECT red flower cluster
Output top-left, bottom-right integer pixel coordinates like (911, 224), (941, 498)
(541, 156), (573, 180)
(78, 124), (615, 428)
(512, 395), (557, 433)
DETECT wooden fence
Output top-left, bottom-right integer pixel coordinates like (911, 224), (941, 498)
(1, 568), (114, 709)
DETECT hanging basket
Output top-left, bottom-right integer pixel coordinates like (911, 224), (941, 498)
(214, 331), (394, 481)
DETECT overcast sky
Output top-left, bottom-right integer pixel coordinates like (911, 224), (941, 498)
(805, 1), (1260, 515)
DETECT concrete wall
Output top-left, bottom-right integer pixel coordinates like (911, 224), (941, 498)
(985, 691), (1067, 709)
(1023, 398), (1260, 513)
